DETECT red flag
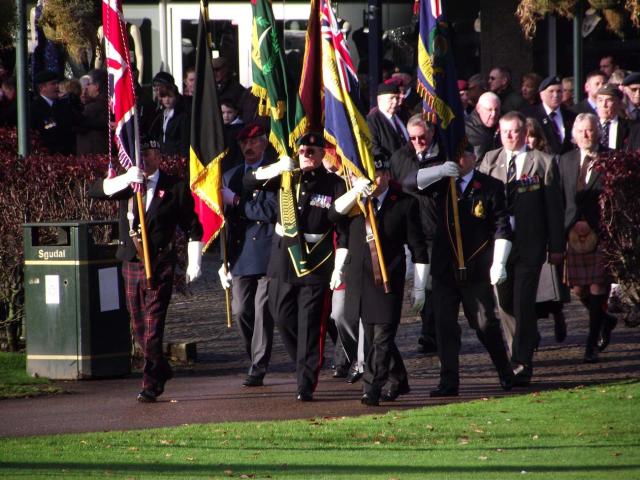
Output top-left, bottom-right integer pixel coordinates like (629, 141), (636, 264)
(102, 0), (142, 189)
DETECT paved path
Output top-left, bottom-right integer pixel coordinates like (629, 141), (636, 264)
(2, 255), (639, 438)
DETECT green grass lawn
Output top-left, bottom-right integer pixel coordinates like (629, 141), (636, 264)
(0, 381), (638, 479)
(0, 352), (61, 399)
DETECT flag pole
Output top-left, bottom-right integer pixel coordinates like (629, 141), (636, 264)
(132, 109), (154, 289)
(449, 177), (466, 281)
(366, 198), (391, 293)
(220, 226), (233, 328)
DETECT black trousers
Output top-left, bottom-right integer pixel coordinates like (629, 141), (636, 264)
(232, 275), (274, 378)
(495, 260), (543, 379)
(362, 322), (407, 397)
(432, 276), (512, 389)
(268, 279), (329, 393)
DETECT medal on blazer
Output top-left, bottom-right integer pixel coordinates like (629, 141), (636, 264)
(472, 199), (485, 218)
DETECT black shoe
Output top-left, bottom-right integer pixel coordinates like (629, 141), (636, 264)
(553, 311), (567, 343)
(154, 369), (174, 397)
(499, 374), (515, 391)
(360, 393), (380, 406)
(296, 390), (313, 402)
(512, 364), (532, 387)
(381, 383), (411, 402)
(598, 314), (617, 352)
(418, 336), (438, 354)
(333, 365), (350, 378)
(346, 370), (363, 384)
(243, 375), (264, 387)
(584, 349), (599, 363)
(429, 385), (459, 397)
(136, 389), (157, 403)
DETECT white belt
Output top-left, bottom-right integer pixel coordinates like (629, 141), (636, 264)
(275, 223), (323, 243)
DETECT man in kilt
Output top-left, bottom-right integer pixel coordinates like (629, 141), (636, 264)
(558, 113), (616, 362)
(90, 138), (203, 402)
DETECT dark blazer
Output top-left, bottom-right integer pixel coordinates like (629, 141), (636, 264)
(628, 121), (640, 151)
(479, 147), (565, 266)
(30, 95), (75, 154)
(390, 140), (445, 240)
(465, 110), (501, 163)
(366, 109), (407, 158)
(523, 103), (577, 155)
(89, 170), (203, 262)
(223, 161), (277, 276)
(572, 98), (596, 115)
(75, 93), (110, 155)
(427, 171), (512, 283)
(149, 99), (191, 157)
(331, 186), (428, 325)
(608, 117), (634, 150)
(558, 147), (606, 234)
(244, 166), (347, 285)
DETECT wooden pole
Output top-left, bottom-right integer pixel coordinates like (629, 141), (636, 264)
(366, 199), (391, 293)
(449, 177), (466, 281)
(220, 226), (233, 328)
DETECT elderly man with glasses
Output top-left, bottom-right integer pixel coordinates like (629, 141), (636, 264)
(244, 132), (357, 402)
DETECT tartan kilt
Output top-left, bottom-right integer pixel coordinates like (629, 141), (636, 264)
(566, 242), (610, 286)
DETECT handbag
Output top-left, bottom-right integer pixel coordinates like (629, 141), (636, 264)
(536, 263), (562, 303)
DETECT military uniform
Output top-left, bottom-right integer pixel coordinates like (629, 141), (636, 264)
(223, 154), (277, 384)
(244, 139), (347, 399)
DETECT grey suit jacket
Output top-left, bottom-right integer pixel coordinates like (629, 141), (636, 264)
(479, 147), (565, 266)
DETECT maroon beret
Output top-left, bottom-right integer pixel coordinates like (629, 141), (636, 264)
(236, 123), (266, 141)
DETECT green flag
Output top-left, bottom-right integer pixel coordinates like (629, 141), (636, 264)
(251, 0), (307, 156)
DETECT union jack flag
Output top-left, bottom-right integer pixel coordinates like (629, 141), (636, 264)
(102, 0), (143, 190)
(319, 0), (374, 180)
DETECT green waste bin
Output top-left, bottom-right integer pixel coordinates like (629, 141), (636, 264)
(23, 220), (131, 379)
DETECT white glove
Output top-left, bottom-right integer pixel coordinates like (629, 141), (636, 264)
(416, 161), (460, 190)
(489, 239), (512, 285)
(329, 248), (348, 290)
(185, 241), (203, 283)
(254, 156), (296, 180)
(221, 185), (237, 206)
(411, 263), (429, 314)
(333, 178), (371, 214)
(103, 166), (145, 195)
(217, 263), (233, 290)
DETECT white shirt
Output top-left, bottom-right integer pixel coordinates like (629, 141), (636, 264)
(580, 150), (596, 185)
(601, 117), (618, 149)
(543, 103), (565, 143)
(504, 145), (528, 231)
(145, 169), (159, 211)
(162, 108), (175, 141)
(457, 170), (474, 195)
(373, 187), (389, 212)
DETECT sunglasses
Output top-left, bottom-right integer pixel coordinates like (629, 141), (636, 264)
(298, 147), (318, 156)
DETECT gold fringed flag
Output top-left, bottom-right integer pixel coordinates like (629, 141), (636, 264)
(251, 0), (307, 155)
(189, 0), (228, 251)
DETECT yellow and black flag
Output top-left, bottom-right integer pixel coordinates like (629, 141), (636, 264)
(189, 0), (227, 251)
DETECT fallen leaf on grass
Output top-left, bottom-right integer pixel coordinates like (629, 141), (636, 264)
(239, 474), (256, 478)
(458, 436), (470, 445)
(612, 452), (622, 457)
(478, 456), (488, 461)
(532, 435), (539, 440)
(224, 469), (233, 476)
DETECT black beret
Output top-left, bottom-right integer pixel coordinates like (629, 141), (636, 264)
(377, 82), (400, 96)
(212, 56), (228, 69)
(34, 70), (59, 85)
(140, 136), (160, 151)
(296, 131), (325, 148)
(373, 153), (390, 170)
(596, 83), (623, 99)
(622, 72), (640, 86)
(152, 71), (175, 87)
(538, 75), (561, 93)
(236, 122), (265, 141)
